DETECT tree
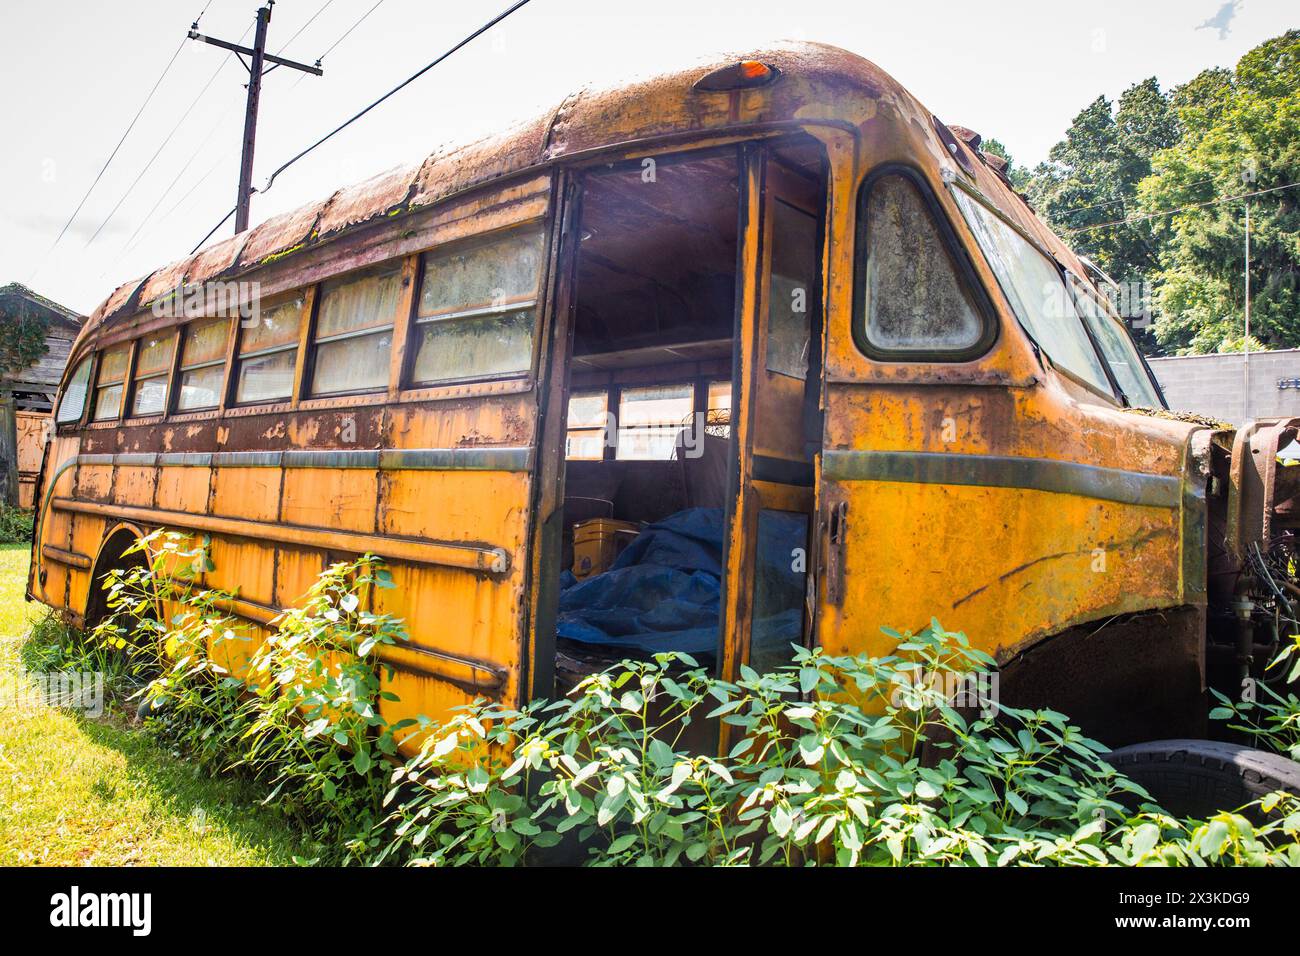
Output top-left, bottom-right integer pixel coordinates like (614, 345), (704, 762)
(978, 138), (1030, 190)
(1023, 80), (1181, 350)
(0, 297), (51, 378)
(1139, 30), (1300, 353)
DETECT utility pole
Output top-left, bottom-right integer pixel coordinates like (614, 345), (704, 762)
(1243, 198), (1252, 422)
(188, 2), (323, 234)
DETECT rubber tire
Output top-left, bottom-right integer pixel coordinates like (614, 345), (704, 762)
(1104, 738), (1300, 819)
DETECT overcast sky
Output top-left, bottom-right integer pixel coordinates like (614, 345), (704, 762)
(2, 0), (1294, 314)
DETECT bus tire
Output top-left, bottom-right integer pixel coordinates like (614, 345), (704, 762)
(1104, 738), (1300, 820)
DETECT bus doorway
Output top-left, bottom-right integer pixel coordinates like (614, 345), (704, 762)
(543, 141), (826, 704)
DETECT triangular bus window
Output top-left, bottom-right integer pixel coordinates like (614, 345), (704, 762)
(853, 165), (995, 361)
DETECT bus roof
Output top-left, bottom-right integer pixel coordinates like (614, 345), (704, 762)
(79, 40), (1082, 346)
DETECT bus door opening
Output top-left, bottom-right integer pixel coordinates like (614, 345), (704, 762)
(547, 139), (826, 708)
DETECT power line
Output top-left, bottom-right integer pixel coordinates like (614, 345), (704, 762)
(259, 0), (532, 198)
(192, 207), (238, 254)
(118, 103), (240, 257)
(1059, 178), (1215, 219)
(29, 28), (192, 277)
(81, 23), (253, 251)
(316, 0), (385, 64)
(286, 0), (386, 93)
(274, 0), (336, 58)
(1064, 180), (1300, 234)
(189, 0), (529, 253)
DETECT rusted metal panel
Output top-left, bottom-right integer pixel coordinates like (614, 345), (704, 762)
(137, 253), (199, 310)
(186, 233), (247, 287)
(316, 163), (421, 240)
(409, 116), (552, 212)
(237, 197), (333, 270)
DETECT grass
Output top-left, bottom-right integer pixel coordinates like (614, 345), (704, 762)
(0, 542), (312, 866)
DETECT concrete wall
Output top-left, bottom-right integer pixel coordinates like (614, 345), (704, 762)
(1147, 348), (1300, 425)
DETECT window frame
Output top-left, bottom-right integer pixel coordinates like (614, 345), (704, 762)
(405, 225), (544, 390)
(949, 180), (1123, 405)
(90, 341), (134, 423)
(127, 329), (178, 419)
(55, 355), (95, 428)
(613, 381), (698, 462)
(173, 316), (232, 414)
(230, 291), (309, 408)
(851, 163), (999, 363)
(305, 262), (403, 399)
(1063, 271), (1168, 409)
(564, 389), (611, 461)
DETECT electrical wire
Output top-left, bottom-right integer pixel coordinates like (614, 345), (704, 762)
(274, 0), (336, 57)
(1064, 180), (1300, 234)
(316, 0), (385, 64)
(81, 22), (253, 251)
(258, 0), (531, 198)
(29, 27), (194, 277)
(118, 103), (240, 257)
(189, 0), (529, 252)
(1058, 178), (1215, 219)
(191, 206), (238, 253)
(287, 0), (386, 92)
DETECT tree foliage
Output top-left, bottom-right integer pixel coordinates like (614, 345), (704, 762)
(1014, 29), (1300, 355)
(0, 293), (52, 377)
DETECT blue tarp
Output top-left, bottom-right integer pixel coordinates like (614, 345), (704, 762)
(557, 507), (804, 657)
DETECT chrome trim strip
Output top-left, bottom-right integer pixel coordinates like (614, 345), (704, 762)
(379, 447), (534, 472)
(282, 449), (379, 470)
(822, 449), (1181, 509)
(157, 452), (213, 467)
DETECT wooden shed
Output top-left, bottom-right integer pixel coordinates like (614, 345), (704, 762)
(1, 283), (82, 508)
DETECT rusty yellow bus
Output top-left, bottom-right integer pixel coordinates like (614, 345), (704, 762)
(28, 43), (1300, 798)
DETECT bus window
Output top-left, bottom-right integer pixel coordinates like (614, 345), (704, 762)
(411, 227), (544, 385)
(615, 384), (694, 460)
(1068, 276), (1164, 408)
(566, 390), (609, 460)
(766, 200), (816, 379)
(310, 263), (402, 396)
(130, 333), (175, 416)
(857, 170), (990, 358)
(92, 343), (131, 420)
(952, 189), (1113, 396)
(55, 357), (92, 424)
(177, 317), (229, 411)
(234, 295), (305, 404)
(707, 380), (731, 437)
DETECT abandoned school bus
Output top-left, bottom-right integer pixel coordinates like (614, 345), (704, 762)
(28, 43), (1300, 795)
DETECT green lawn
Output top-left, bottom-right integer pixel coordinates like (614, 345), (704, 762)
(0, 542), (310, 865)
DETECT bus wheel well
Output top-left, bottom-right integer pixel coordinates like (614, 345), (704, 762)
(84, 524), (149, 630)
(997, 606), (1206, 749)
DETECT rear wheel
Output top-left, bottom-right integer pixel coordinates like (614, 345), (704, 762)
(84, 531), (149, 631)
(1104, 738), (1300, 820)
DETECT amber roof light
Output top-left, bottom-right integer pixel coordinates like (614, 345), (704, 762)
(693, 60), (781, 92)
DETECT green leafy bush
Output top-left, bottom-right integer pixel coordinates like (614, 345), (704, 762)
(90, 531), (421, 863)
(43, 531), (1300, 867)
(0, 503), (33, 544)
(1211, 621), (1300, 761)
(383, 625), (1300, 867)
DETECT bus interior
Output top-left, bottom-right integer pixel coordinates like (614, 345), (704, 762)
(553, 143), (825, 689)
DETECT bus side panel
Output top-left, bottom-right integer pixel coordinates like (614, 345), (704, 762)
(281, 467), (378, 533)
(154, 464), (210, 513)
